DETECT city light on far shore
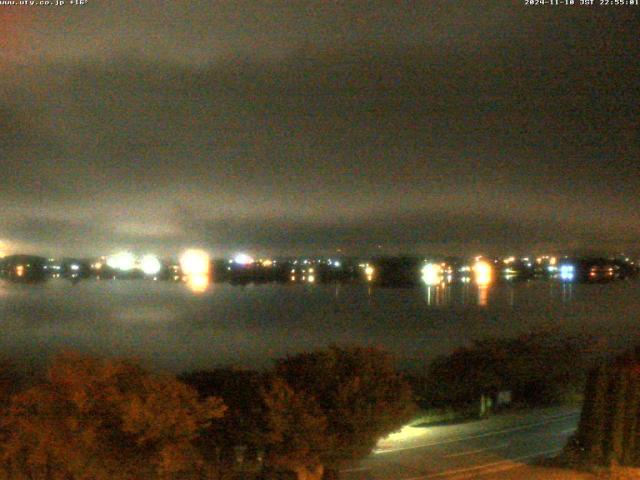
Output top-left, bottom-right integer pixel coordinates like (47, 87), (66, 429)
(180, 249), (211, 276)
(473, 259), (493, 286)
(140, 255), (162, 276)
(107, 252), (135, 271)
(233, 253), (254, 265)
(421, 263), (443, 286)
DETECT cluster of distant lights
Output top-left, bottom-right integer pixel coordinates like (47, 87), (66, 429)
(420, 260), (493, 287)
(4, 249), (635, 289)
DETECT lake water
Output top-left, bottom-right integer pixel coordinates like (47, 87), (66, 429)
(1, 278), (639, 373)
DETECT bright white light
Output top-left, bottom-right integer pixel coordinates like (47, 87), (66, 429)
(473, 260), (493, 286)
(560, 264), (575, 281)
(333, 261), (341, 268)
(365, 265), (374, 276)
(421, 263), (443, 286)
(107, 252), (135, 271)
(141, 254), (162, 276)
(70, 264), (80, 271)
(233, 253), (254, 265)
(180, 250), (210, 276)
(308, 274), (315, 283)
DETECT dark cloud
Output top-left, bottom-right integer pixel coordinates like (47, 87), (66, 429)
(0, 2), (638, 257)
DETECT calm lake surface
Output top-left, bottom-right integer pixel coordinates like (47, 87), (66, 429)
(1, 278), (639, 373)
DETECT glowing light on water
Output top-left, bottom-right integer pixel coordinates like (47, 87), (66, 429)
(186, 273), (210, 293)
(141, 255), (162, 276)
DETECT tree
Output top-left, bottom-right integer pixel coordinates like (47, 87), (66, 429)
(260, 376), (328, 480)
(571, 348), (640, 467)
(271, 346), (415, 477)
(181, 368), (265, 469)
(422, 332), (590, 409)
(0, 352), (226, 480)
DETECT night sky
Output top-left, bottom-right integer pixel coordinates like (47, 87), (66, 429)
(1, 1), (638, 258)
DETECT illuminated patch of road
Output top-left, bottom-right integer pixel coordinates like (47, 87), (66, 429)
(374, 411), (579, 454)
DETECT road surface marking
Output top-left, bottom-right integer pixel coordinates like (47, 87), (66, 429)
(374, 411), (578, 454)
(400, 447), (562, 480)
(443, 442), (510, 458)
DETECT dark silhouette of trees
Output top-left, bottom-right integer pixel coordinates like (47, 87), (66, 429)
(180, 368), (265, 471)
(569, 348), (640, 467)
(421, 332), (589, 409)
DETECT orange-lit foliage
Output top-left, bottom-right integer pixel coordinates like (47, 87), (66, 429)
(0, 352), (226, 480)
(261, 376), (327, 480)
(271, 346), (415, 475)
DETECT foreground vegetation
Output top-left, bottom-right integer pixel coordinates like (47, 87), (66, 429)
(0, 332), (607, 479)
(0, 347), (414, 480)
(562, 347), (640, 470)
(410, 332), (591, 415)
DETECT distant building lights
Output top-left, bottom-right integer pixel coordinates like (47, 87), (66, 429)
(107, 252), (135, 271)
(70, 264), (80, 271)
(180, 250), (210, 276)
(333, 261), (341, 268)
(233, 253), (254, 265)
(141, 255), (162, 276)
(559, 264), (575, 281)
(421, 263), (443, 286)
(364, 265), (374, 282)
(473, 260), (493, 286)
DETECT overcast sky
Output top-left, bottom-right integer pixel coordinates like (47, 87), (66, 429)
(0, 1), (638, 259)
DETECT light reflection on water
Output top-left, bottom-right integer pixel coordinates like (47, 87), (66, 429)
(0, 278), (637, 372)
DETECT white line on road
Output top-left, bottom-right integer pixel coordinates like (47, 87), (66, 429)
(374, 411), (578, 454)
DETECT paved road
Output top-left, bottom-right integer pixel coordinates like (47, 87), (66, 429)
(341, 407), (580, 480)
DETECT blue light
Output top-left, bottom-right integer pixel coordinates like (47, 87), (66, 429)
(559, 264), (575, 281)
